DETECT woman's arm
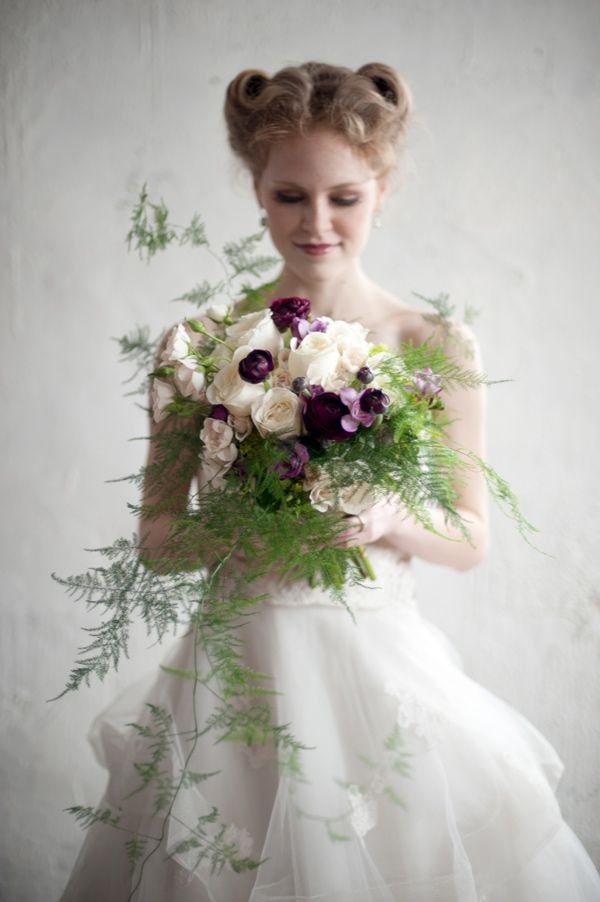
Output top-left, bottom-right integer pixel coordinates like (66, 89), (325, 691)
(340, 321), (489, 572)
(138, 410), (201, 573)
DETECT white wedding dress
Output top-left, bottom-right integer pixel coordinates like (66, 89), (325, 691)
(60, 545), (600, 901)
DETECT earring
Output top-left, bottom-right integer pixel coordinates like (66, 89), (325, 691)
(259, 209), (268, 227)
(373, 213), (382, 229)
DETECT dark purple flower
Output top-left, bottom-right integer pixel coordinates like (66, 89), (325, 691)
(270, 296), (311, 331)
(357, 366), (374, 385)
(275, 442), (310, 480)
(210, 404), (229, 421)
(302, 391), (353, 442)
(359, 388), (391, 415)
(238, 349), (274, 384)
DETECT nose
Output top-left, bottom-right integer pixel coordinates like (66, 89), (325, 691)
(303, 196), (331, 238)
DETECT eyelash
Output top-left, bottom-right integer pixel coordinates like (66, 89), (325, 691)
(274, 192), (360, 207)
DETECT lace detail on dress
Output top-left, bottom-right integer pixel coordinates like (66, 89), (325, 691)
(347, 783), (379, 837)
(384, 680), (444, 749)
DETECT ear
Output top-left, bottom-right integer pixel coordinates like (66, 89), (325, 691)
(375, 176), (389, 213)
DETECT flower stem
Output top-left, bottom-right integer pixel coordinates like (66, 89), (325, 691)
(350, 545), (376, 581)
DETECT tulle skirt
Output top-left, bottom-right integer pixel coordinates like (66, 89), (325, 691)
(60, 548), (600, 901)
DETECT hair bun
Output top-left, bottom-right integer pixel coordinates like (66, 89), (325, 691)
(226, 68), (270, 110)
(356, 63), (412, 119)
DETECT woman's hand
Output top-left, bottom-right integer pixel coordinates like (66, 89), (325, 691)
(335, 498), (403, 549)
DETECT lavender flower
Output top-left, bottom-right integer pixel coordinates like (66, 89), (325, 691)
(411, 368), (443, 403)
(290, 316), (329, 343)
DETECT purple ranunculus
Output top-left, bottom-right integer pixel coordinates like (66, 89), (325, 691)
(302, 391), (353, 442)
(210, 404), (229, 421)
(411, 367), (443, 400)
(338, 387), (375, 431)
(238, 349), (274, 384)
(275, 442), (310, 480)
(359, 388), (391, 415)
(357, 366), (374, 385)
(270, 296), (311, 331)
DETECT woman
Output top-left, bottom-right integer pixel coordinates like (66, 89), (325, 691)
(61, 62), (600, 901)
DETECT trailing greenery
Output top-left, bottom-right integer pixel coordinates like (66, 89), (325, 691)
(55, 186), (535, 897)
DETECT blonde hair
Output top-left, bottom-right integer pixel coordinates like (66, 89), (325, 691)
(224, 61), (412, 177)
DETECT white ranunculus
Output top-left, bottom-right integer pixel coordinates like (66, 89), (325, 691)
(225, 310), (283, 356)
(206, 303), (229, 323)
(251, 388), (302, 439)
(288, 331), (340, 382)
(206, 345), (266, 417)
(200, 418), (235, 457)
(173, 359), (206, 400)
(161, 322), (192, 364)
(326, 319), (370, 345)
(151, 378), (176, 423)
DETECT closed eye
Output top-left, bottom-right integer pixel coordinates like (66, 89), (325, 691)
(274, 192), (360, 207)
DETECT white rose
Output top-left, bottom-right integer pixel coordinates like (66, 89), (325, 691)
(173, 359), (206, 400)
(288, 332), (340, 382)
(151, 378), (176, 423)
(251, 388), (302, 439)
(206, 303), (229, 323)
(161, 323), (193, 364)
(337, 484), (376, 516)
(303, 468), (374, 515)
(225, 310), (283, 357)
(206, 345), (266, 417)
(305, 471), (336, 512)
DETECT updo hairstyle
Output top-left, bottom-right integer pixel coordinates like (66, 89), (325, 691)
(224, 61), (412, 178)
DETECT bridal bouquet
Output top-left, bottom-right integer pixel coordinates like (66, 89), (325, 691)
(149, 295), (467, 585)
(55, 188), (534, 886)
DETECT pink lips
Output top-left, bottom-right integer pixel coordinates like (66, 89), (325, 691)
(296, 243), (339, 256)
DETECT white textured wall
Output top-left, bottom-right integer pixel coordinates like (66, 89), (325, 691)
(1, 1), (599, 899)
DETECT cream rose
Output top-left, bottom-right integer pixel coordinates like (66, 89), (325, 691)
(151, 378), (176, 423)
(288, 332), (340, 382)
(225, 310), (283, 356)
(251, 388), (302, 439)
(206, 345), (266, 416)
(173, 359), (206, 400)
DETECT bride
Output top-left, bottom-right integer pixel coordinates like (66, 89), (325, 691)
(60, 62), (600, 901)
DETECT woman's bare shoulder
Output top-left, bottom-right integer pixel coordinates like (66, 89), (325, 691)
(369, 288), (480, 363)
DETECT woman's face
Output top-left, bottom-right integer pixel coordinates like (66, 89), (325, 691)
(254, 128), (386, 282)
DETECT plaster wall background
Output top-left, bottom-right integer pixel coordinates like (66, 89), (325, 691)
(1, 1), (599, 899)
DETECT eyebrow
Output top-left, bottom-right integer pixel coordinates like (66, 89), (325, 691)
(271, 179), (372, 190)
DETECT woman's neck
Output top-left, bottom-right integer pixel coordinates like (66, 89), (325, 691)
(270, 263), (376, 323)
